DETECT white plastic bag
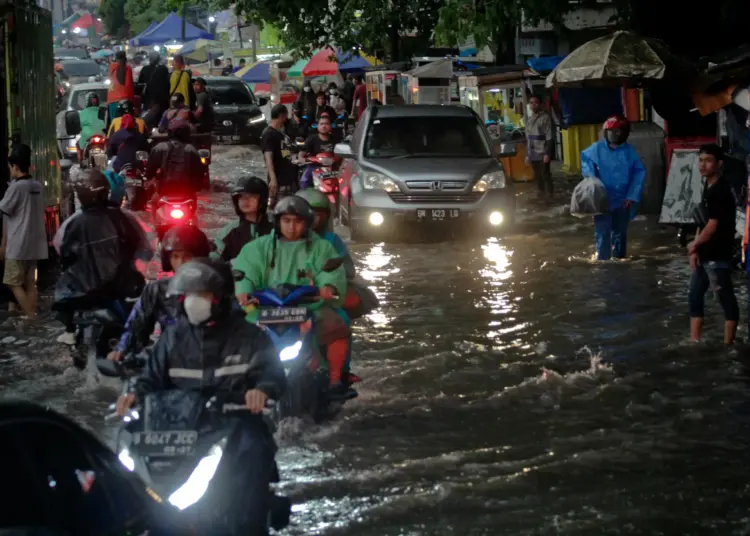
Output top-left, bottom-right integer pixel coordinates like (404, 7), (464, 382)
(570, 177), (608, 217)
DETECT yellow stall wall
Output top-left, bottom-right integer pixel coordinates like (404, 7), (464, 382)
(561, 124), (600, 175)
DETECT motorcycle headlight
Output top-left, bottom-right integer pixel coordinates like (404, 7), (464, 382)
(361, 171), (398, 192)
(280, 341), (302, 362)
(168, 438), (227, 510)
(472, 170), (506, 191)
(247, 114), (266, 125)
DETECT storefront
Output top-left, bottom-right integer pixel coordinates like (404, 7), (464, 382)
(365, 68), (405, 104)
(458, 66), (547, 182)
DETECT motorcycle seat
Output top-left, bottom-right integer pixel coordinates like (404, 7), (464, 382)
(161, 196), (193, 204)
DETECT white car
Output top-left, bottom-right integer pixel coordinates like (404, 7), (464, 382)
(56, 82), (109, 160)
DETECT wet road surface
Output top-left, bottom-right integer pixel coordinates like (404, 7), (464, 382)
(4, 147), (750, 534)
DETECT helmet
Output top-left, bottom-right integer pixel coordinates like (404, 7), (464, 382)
(74, 169), (110, 208)
(603, 115), (630, 145)
(231, 176), (269, 218)
(170, 94), (185, 109)
(117, 99), (134, 116)
(295, 189), (331, 233)
(85, 91), (100, 108)
(167, 260), (232, 319)
(273, 195), (314, 231)
(160, 226), (211, 272)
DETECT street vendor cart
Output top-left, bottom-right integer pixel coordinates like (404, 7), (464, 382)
(458, 66), (546, 182)
(365, 63), (409, 104)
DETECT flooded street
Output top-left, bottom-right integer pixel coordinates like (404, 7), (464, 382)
(4, 146), (750, 534)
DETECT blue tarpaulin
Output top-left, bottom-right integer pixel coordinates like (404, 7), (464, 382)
(129, 12), (213, 47)
(559, 87), (623, 127)
(239, 62), (270, 83)
(527, 56), (565, 74)
(336, 52), (370, 74)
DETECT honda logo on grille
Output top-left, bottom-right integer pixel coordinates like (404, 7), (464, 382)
(223, 120), (233, 127)
(430, 181), (443, 191)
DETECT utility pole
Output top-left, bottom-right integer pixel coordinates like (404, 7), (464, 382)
(250, 23), (258, 62)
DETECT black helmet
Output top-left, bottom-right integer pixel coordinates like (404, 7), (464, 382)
(231, 176), (269, 218)
(117, 99), (134, 116)
(85, 91), (100, 108)
(170, 94), (185, 109)
(167, 259), (227, 297)
(273, 195), (314, 232)
(74, 169), (109, 208)
(160, 226), (211, 272)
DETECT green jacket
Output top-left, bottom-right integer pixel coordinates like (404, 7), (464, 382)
(232, 231), (346, 310)
(78, 106), (106, 149)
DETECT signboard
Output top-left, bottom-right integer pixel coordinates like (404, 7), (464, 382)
(659, 149), (703, 224)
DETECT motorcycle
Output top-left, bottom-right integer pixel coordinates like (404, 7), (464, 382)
(239, 257), (358, 423)
(305, 152), (342, 211)
(83, 134), (108, 170)
(153, 195), (197, 240)
(97, 359), (291, 534)
(122, 150), (150, 211)
(198, 148), (211, 191)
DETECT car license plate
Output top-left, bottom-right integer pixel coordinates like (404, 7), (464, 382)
(126, 178), (143, 186)
(416, 209), (461, 221)
(258, 307), (307, 324)
(131, 430), (198, 456)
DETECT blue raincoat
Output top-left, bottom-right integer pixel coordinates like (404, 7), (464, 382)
(580, 140), (646, 260)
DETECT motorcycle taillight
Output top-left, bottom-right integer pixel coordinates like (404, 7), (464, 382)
(170, 208), (185, 219)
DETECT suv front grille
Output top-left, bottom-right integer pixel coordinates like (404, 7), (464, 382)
(387, 192), (484, 204)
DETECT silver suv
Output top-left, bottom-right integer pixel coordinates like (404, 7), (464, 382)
(335, 105), (516, 241)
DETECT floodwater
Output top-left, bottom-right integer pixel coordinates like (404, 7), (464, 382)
(4, 147), (750, 535)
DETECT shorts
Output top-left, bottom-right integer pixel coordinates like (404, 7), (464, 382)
(4, 260), (37, 287)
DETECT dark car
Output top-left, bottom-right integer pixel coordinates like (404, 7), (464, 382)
(56, 47), (90, 60)
(0, 400), (192, 534)
(58, 59), (105, 85)
(203, 76), (267, 144)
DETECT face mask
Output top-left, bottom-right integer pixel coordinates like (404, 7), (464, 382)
(303, 87), (311, 93)
(184, 294), (212, 325)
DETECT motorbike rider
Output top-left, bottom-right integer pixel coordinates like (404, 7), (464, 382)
(138, 50), (170, 129)
(193, 77), (214, 134)
(147, 118), (202, 200)
(53, 170), (152, 347)
(158, 93), (196, 133)
(115, 259), (285, 534)
(233, 196), (351, 393)
(108, 99), (147, 136)
(299, 114), (336, 189)
(107, 113), (149, 174)
(77, 91), (106, 155)
(286, 101), (309, 141)
(108, 225), (211, 362)
(213, 176), (273, 262)
(297, 80), (316, 117)
(314, 91), (336, 122)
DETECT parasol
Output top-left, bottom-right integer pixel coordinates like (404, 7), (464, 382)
(546, 31), (688, 88)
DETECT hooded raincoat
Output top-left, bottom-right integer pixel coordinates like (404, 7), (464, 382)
(78, 106), (106, 150)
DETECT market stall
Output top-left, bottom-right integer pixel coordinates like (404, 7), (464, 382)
(365, 62), (410, 104)
(401, 58), (452, 105)
(458, 66), (546, 182)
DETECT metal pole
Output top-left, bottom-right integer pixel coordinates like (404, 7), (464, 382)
(181, 5), (186, 41)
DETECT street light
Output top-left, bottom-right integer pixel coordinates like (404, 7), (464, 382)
(153, 45), (160, 51)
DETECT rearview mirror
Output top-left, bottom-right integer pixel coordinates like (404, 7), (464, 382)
(96, 358), (124, 378)
(135, 150), (148, 160)
(334, 142), (354, 158)
(97, 106), (106, 121)
(257, 97), (268, 106)
(60, 158), (73, 171)
(232, 269), (245, 281)
(321, 257), (344, 272)
(496, 142), (517, 157)
(64, 111), (81, 136)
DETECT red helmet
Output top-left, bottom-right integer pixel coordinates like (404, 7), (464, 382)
(602, 115), (630, 144)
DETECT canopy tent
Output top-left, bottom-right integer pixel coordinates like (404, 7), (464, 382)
(234, 61), (259, 79)
(249, 83), (271, 94)
(238, 62), (270, 83)
(130, 12), (213, 47)
(407, 58), (453, 78)
(128, 20), (160, 46)
(70, 13), (100, 33)
(287, 58), (309, 78)
(303, 49), (340, 77)
(181, 38), (223, 63)
(337, 51), (371, 74)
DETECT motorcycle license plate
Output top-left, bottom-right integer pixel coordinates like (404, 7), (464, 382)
(416, 209), (461, 221)
(258, 307), (307, 324)
(131, 430), (198, 456)
(126, 178), (143, 186)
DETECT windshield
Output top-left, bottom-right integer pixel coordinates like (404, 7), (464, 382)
(57, 48), (88, 59)
(207, 83), (253, 105)
(70, 88), (108, 111)
(363, 116), (492, 158)
(60, 61), (101, 77)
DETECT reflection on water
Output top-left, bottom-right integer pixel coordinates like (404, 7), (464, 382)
(359, 244), (398, 328)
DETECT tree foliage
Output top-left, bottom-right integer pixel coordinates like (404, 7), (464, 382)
(99, 0), (128, 37)
(217, 0), (443, 60)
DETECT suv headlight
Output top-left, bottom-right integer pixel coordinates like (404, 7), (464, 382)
(247, 113), (265, 125)
(472, 170), (506, 191)
(361, 171), (398, 192)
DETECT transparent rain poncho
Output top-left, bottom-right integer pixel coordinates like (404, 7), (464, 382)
(570, 177), (609, 217)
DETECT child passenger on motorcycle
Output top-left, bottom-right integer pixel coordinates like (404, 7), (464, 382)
(232, 196), (351, 393)
(212, 176), (273, 262)
(108, 225), (211, 362)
